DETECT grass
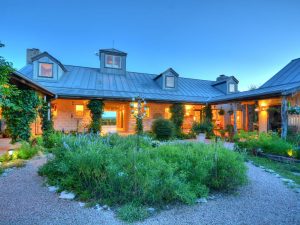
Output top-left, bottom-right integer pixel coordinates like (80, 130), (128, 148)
(247, 155), (300, 185)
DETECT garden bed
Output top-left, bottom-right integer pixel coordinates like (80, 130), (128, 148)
(258, 152), (300, 164)
(38, 133), (248, 222)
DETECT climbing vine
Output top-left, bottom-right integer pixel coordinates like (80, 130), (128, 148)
(170, 103), (185, 136)
(2, 88), (40, 142)
(39, 99), (54, 147)
(87, 99), (104, 134)
(135, 117), (143, 135)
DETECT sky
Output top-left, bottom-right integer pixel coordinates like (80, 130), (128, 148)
(1, 0), (300, 91)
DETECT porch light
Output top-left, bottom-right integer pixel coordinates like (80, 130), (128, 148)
(255, 107), (259, 112)
(8, 149), (14, 156)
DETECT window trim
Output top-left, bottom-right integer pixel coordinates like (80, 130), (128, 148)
(165, 75), (175, 88)
(104, 54), (122, 69)
(38, 62), (54, 78)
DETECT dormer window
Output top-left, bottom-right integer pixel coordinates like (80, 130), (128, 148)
(105, 55), (121, 69)
(166, 76), (175, 88)
(229, 83), (235, 93)
(39, 63), (53, 77)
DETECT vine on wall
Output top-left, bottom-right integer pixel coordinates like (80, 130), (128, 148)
(39, 99), (54, 147)
(87, 99), (104, 134)
(2, 89), (40, 142)
(170, 103), (185, 135)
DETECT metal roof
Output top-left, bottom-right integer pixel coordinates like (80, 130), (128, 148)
(19, 64), (225, 103)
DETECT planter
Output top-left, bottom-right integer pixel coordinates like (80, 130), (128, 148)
(197, 133), (206, 142)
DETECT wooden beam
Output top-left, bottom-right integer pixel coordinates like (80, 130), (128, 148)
(233, 103), (238, 134)
(281, 96), (288, 139)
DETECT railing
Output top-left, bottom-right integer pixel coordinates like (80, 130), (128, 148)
(288, 114), (300, 128)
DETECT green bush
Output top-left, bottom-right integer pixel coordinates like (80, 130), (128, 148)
(117, 203), (149, 222)
(39, 134), (247, 217)
(235, 131), (296, 158)
(152, 118), (175, 140)
(192, 121), (213, 135)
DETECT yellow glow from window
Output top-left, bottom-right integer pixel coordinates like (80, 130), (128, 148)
(75, 105), (84, 117)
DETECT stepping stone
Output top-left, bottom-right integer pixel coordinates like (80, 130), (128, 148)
(147, 207), (156, 214)
(281, 178), (294, 183)
(94, 204), (102, 211)
(102, 205), (110, 210)
(196, 197), (207, 204)
(1, 172), (8, 177)
(207, 195), (216, 200)
(292, 172), (300, 176)
(59, 191), (75, 200)
(265, 169), (275, 173)
(79, 202), (85, 207)
(48, 186), (59, 192)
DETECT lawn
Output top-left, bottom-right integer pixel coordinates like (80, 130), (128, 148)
(247, 155), (300, 185)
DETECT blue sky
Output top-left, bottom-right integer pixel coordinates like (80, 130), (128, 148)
(1, 0), (300, 91)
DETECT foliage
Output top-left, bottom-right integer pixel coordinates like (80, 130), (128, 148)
(39, 100), (54, 148)
(287, 126), (300, 146)
(87, 99), (104, 134)
(0, 42), (19, 108)
(192, 121), (213, 135)
(203, 105), (213, 122)
(176, 131), (197, 140)
(39, 134), (247, 222)
(170, 103), (185, 136)
(234, 131), (296, 158)
(135, 117), (143, 135)
(288, 105), (300, 115)
(218, 109), (225, 115)
(152, 118), (175, 140)
(1, 159), (26, 169)
(225, 124), (235, 142)
(2, 89), (40, 142)
(0, 141), (41, 163)
(117, 203), (149, 222)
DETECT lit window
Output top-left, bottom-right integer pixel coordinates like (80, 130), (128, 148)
(75, 105), (84, 117)
(229, 83), (235, 93)
(130, 103), (150, 118)
(105, 55), (121, 69)
(39, 63), (53, 77)
(166, 76), (175, 88)
(165, 108), (171, 119)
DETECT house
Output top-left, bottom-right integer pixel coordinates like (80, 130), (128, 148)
(6, 48), (300, 137)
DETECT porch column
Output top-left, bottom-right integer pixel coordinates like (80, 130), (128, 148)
(44, 96), (51, 121)
(281, 96), (288, 139)
(233, 103), (238, 134)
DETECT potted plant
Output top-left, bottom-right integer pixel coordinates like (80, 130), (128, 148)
(218, 109), (225, 116)
(192, 121), (213, 141)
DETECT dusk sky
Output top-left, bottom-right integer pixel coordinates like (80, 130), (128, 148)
(1, 0), (300, 91)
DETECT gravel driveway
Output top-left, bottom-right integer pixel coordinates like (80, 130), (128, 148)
(0, 156), (300, 225)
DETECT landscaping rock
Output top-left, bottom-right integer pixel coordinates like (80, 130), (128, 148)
(93, 204), (102, 211)
(59, 191), (75, 200)
(79, 202), (85, 207)
(292, 172), (300, 176)
(294, 188), (300, 193)
(48, 186), (59, 192)
(196, 197), (207, 204)
(102, 205), (110, 210)
(265, 169), (275, 173)
(281, 178), (294, 183)
(274, 174), (281, 178)
(207, 195), (216, 200)
(147, 207), (156, 214)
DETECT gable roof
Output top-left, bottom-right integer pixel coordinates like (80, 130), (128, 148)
(31, 52), (67, 72)
(153, 67), (179, 80)
(18, 64), (224, 103)
(260, 58), (300, 88)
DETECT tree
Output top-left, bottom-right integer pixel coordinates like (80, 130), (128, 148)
(0, 42), (19, 107)
(248, 84), (258, 91)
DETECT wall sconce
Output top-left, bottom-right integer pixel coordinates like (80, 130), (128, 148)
(255, 107), (259, 112)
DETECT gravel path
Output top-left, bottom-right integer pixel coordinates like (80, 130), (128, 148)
(0, 156), (300, 225)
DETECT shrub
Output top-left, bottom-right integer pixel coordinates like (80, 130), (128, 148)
(235, 131), (296, 158)
(39, 134), (247, 217)
(87, 99), (104, 133)
(117, 203), (149, 222)
(152, 118), (175, 140)
(17, 141), (40, 159)
(192, 121), (213, 135)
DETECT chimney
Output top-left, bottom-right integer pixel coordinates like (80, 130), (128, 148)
(216, 74), (229, 82)
(26, 48), (40, 64)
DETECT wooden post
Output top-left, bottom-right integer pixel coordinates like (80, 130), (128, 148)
(233, 103), (238, 134)
(281, 96), (288, 139)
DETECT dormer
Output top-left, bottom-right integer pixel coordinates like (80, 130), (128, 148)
(212, 75), (239, 94)
(99, 48), (127, 75)
(27, 49), (67, 81)
(154, 68), (179, 90)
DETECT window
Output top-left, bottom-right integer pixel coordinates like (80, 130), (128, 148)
(39, 63), (53, 77)
(166, 76), (175, 88)
(75, 104), (84, 117)
(105, 54), (121, 69)
(229, 83), (235, 93)
(130, 103), (150, 118)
